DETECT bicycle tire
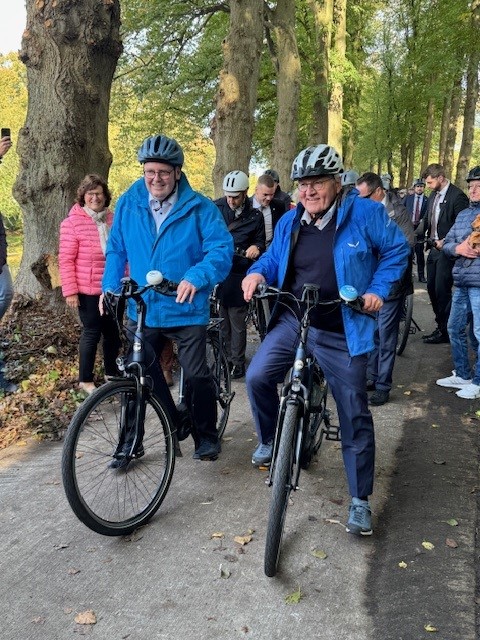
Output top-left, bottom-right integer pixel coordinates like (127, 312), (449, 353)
(264, 402), (298, 577)
(206, 335), (232, 439)
(253, 296), (269, 341)
(396, 292), (414, 356)
(62, 380), (175, 536)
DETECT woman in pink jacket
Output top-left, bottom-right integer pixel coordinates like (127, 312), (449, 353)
(59, 174), (121, 394)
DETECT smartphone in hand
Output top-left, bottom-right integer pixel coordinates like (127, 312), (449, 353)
(1, 128), (11, 139)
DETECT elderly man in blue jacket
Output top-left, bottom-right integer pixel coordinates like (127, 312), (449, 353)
(103, 134), (233, 462)
(242, 144), (410, 536)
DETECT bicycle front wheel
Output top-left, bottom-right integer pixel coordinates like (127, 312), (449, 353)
(62, 380), (175, 536)
(264, 402), (298, 577)
(396, 293), (414, 356)
(206, 335), (233, 439)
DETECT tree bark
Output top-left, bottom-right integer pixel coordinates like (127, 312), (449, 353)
(269, 0), (301, 193)
(308, 0), (333, 143)
(327, 0), (346, 151)
(438, 89), (452, 167)
(211, 0), (264, 197)
(420, 96), (435, 173)
(443, 74), (463, 179)
(14, 0), (122, 297)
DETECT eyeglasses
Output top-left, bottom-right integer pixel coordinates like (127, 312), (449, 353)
(297, 177), (334, 192)
(144, 168), (174, 179)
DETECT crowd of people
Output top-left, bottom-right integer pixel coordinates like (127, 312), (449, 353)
(2, 125), (479, 537)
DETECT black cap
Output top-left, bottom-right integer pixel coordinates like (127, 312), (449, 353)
(466, 166), (480, 182)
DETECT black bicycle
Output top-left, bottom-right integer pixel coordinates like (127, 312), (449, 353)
(62, 272), (233, 536)
(396, 292), (422, 356)
(257, 283), (368, 577)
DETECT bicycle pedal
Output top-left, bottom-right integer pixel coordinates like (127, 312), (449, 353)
(323, 425), (341, 441)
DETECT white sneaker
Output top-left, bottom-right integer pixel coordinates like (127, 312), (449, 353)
(436, 372), (472, 388)
(456, 383), (480, 399)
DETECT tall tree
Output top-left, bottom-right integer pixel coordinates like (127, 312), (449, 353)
(328, 0), (346, 151)
(14, 0), (122, 297)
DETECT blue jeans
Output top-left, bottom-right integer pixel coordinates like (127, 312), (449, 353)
(0, 265), (14, 321)
(246, 312), (375, 498)
(447, 287), (480, 384)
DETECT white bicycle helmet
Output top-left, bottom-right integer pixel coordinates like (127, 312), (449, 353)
(223, 170), (249, 194)
(291, 144), (343, 180)
(341, 169), (360, 187)
(137, 135), (184, 167)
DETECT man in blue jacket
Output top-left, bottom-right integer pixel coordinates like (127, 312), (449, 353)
(242, 144), (410, 536)
(103, 134), (233, 461)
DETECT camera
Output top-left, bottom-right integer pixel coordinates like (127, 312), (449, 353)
(1, 128), (11, 139)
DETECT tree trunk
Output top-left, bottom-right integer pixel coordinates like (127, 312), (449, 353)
(399, 143), (408, 188)
(308, 0), (333, 143)
(407, 127), (416, 189)
(420, 96), (435, 172)
(443, 75), (463, 178)
(269, 0), (301, 193)
(327, 0), (346, 151)
(211, 0), (264, 197)
(455, 1), (480, 186)
(14, 0), (122, 298)
(438, 89), (452, 166)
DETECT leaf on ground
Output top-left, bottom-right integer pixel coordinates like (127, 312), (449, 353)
(31, 617), (46, 624)
(211, 532), (224, 539)
(219, 564), (231, 578)
(431, 424), (440, 428)
(222, 436), (233, 442)
(16, 440), (27, 446)
(403, 390), (411, 395)
(422, 541), (435, 550)
(234, 534), (253, 545)
(311, 549), (327, 559)
(443, 518), (458, 526)
(285, 586), (303, 605)
(74, 610), (97, 625)
(446, 538), (458, 548)
(325, 518), (343, 527)
(398, 561), (407, 568)
(53, 543), (69, 550)
(424, 623), (438, 632)
(433, 459), (446, 465)
(476, 410), (480, 417)
(68, 568), (80, 575)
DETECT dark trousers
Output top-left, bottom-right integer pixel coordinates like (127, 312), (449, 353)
(367, 296), (404, 392)
(219, 303), (248, 366)
(126, 322), (218, 445)
(246, 312), (375, 498)
(413, 237), (425, 279)
(78, 294), (121, 382)
(426, 248), (453, 334)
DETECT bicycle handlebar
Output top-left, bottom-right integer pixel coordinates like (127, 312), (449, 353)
(104, 271), (179, 305)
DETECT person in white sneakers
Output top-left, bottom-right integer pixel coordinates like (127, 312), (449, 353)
(436, 166), (480, 399)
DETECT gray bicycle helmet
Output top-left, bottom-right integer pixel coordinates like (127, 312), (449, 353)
(223, 170), (249, 194)
(291, 144), (343, 180)
(341, 169), (360, 187)
(137, 134), (184, 167)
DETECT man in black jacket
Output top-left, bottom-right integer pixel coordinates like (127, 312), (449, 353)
(215, 171), (266, 379)
(264, 169), (292, 212)
(250, 174), (285, 247)
(403, 178), (428, 282)
(420, 164), (469, 344)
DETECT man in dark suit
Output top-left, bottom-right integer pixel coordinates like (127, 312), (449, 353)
(250, 174), (286, 247)
(421, 163), (469, 344)
(264, 169), (292, 212)
(403, 178), (428, 282)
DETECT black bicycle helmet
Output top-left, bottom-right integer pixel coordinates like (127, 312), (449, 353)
(291, 144), (343, 180)
(137, 135), (184, 167)
(265, 169), (280, 183)
(466, 166), (480, 182)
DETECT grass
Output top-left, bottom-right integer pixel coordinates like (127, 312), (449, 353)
(7, 231), (22, 279)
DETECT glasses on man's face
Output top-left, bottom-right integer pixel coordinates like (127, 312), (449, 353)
(144, 168), (174, 180)
(297, 177), (334, 192)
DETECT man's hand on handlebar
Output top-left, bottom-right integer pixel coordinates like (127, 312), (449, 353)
(361, 293), (383, 313)
(242, 273), (266, 302)
(176, 279), (197, 304)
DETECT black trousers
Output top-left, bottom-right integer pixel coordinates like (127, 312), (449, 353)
(426, 248), (453, 334)
(126, 322), (218, 445)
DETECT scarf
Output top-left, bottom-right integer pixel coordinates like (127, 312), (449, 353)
(83, 205), (109, 255)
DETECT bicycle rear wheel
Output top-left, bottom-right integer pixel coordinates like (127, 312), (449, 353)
(396, 293), (413, 356)
(206, 335), (233, 439)
(62, 380), (175, 536)
(264, 402), (298, 577)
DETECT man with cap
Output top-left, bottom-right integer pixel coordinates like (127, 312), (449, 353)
(436, 166), (480, 399)
(103, 134), (233, 462)
(264, 169), (292, 212)
(403, 178), (428, 282)
(214, 171), (266, 379)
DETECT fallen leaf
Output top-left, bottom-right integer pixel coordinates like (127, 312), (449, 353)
(234, 535), (253, 545)
(74, 610), (97, 625)
(446, 538), (458, 548)
(433, 459), (446, 465)
(222, 436), (233, 442)
(431, 424), (439, 428)
(398, 561), (407, 568)
(403, 390), (411, 395)
(16, 440), (27, 446)
(422, 541), (435, 551)
(68, 568), (80, 575)
(31, 617), (46, 624)
(53, 543), (69, 550)
(325, 518), (343, 526)
(424, 623), (438, 632)
(219, 564), (231, 578)
(285, 585), (303, 605)
(211, 532), (224, 539)
(311, 549), (327, 559)
(443, 518), (458, 527)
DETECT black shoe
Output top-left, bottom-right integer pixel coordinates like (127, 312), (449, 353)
(109, 442), (145, 469)
(419, 276), (427, 283)
(366, 379), (376, 391)
(176, 402), (193, 441)
(369, 390), (390, 406)
(231, 364), (246, 380)
(193, 439), (221, 461)
(423, 331), (449, 344)
(423, 328), (441, 341)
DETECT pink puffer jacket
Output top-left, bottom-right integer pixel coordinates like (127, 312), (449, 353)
(59, 203), (114, 297)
